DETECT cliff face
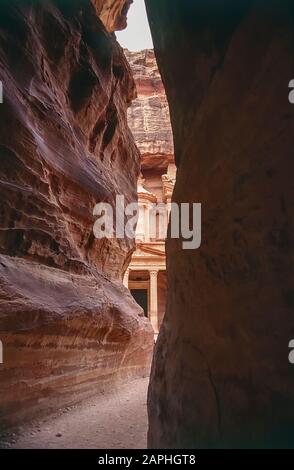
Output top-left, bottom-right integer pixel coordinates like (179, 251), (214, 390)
(0, 0), (153, 428)
(125, 49), (174, 171)
(146, 0), (294, 448)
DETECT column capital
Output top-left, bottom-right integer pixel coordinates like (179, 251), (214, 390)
(150, 270), (159, 277)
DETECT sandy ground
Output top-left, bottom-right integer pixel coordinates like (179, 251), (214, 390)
(0, 377), (149, 449)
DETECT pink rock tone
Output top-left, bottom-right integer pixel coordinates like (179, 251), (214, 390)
(125, 49), (174, 171)
(0, 0), (153, 429)
(146, 0), (294, 449)
(0, 256), (152, 428)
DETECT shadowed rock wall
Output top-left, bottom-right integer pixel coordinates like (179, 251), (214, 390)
(146, 0), (294, 449)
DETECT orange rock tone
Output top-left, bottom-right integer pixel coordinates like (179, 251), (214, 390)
(0, 0), (153, 429)
(146, 0), (294, 449)
(92, 0), (133, 32)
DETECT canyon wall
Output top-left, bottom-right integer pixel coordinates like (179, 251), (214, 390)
(146, 0), (294, 448)
(0, 0), (153, 429)
(125, 49), (173, 171)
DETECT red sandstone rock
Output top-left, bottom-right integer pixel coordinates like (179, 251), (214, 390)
(125, 49), (174, 171)
(146, 0), (294, 449)
(0, 0), (153, 428)
(0, 256), (152, 428)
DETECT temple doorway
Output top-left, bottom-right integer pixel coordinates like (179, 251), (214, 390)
(131, 289), (148, 318)
(125, 269), (167, 339)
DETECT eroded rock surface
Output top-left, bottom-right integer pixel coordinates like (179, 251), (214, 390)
(125, 49), (174, 171)
(92, 0), (133, 32)
(0, 0), (153, 429)
(146, 0), (294, 449)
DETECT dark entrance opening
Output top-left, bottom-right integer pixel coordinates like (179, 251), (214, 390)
(131, 289), (148, 318)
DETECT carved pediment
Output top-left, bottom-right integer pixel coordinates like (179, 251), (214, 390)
(134, 243), (166, 258)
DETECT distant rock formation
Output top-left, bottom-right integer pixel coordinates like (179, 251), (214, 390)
(125, 49), (174, 171)
(0, 0), (153, 429)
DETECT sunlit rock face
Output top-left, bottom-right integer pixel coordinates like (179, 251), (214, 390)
(92, 0), (133, 32)
(0, 0), (153, 428)
(125, 49), (174, 171)
(146, 0), (294, 449)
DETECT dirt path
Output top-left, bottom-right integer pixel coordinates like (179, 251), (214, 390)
(1, 377), (149, 449)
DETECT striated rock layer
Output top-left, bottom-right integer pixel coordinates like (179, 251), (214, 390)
(125, 49), (174, 171)
(147, 0), (294, 449)
(0, 0), (153, 429)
